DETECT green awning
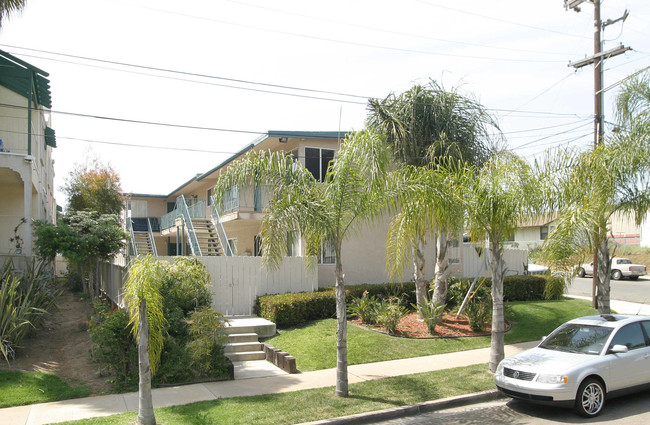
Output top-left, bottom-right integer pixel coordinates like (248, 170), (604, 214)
(45, 126), (56, 148)
(0, 49), (52, 109)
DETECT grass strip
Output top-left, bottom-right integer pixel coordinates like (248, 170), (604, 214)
(266, 298), (597, 371)
(58, 363), (494, 425)
(0, 370), (90, 407)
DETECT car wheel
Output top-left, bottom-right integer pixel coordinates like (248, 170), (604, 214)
(577, 268), (585, 278)
(611, 270), (623, 280)
(574, 378), (605, 417)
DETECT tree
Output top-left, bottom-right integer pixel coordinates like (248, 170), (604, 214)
(33, 211), (127, 296)
(464, 151), (537, 371)
(64, 158), (124, 216)
(536, 71), (650, 314)
(123, 255), (167, 425)
(0, 0), (26, 27)
(212, 131), (391, 397)
(367, 80), (499, 308)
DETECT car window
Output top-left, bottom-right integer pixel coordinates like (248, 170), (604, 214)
(617, 259), (631, 264)
(539, 324), (612, 354)
(609, 323), (646, 351)
(642, 321), (650, 343)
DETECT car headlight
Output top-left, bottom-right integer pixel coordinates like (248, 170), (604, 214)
(537, 374), (568, 384)
(495, 362), (504, 375)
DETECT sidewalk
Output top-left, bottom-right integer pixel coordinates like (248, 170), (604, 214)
(0, 341), (537, 425)
(3, 298), (648, 425)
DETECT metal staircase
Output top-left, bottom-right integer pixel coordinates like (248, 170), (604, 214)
(191, 218), (224, 256)
(128, 218), (156, 256)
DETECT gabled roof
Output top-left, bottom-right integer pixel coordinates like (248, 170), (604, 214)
(0, 49), (52, 109)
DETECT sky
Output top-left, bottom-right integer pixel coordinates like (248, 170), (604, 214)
(1, 0), (649, 208)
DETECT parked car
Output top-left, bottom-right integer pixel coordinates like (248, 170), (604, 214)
(494, 314), (650, 417)
(576, 257), (646, 280)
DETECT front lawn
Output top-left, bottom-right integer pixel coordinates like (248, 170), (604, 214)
(58, 363), (494, 425)
(0, 370), (90, 407)
(266, 298), (597, 371)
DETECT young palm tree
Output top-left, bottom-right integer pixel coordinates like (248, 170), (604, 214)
(212, 130), (391, 397)
(464, 151), (537, 371)
(536, 134), (650, 314)
(367, 80), (499, 309)
(123, 255), (167, 425)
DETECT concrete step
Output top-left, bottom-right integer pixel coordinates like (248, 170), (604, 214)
(224, 341), (262, 353)
(227, 332), (259, 343)
(225, 351), (266, 362)
(225, 316), (276, 338)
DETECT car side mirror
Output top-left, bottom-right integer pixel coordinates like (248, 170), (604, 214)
(610, 344), (629, 354)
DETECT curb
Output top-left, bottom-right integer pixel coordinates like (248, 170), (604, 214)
(296, 390), (505, 425)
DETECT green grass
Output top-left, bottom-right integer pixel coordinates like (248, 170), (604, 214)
(265, 298), (598, 371)
(0, 370), (91, 407)
(58, 363), (495, 425)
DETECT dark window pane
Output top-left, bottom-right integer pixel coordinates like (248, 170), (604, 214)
(305, 148), (320, 180)
(611, 323), (646, 350)
(321, 149), (334, 181)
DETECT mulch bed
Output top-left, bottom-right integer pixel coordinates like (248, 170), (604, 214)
(350, 312), (492, 338)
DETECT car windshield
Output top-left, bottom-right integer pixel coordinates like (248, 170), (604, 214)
(539, 324), (613, 355)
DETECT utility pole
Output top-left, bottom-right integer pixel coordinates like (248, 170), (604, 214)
(564, 0), (631, 309)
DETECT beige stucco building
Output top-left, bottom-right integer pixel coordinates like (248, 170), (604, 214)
(125, 131), (463, 288)
(0, 50), (57, 271)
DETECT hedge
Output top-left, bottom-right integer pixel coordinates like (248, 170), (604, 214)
(256, 276), (556, 328)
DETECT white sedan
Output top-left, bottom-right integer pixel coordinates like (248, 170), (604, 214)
(494, 314), (650, 417)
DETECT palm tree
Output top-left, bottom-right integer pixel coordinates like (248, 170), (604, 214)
(0, 0), (26, 27)
(536, 131), (650, 314)
(385, 159), (468, 306)
(464, 151), (537, 371)
(615, 70), (650, 129)
(367, 80), (499, 309)
(123, 255), (167, 425)
(212, 130), (391, 397)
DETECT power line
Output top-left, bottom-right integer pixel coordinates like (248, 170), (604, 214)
(221, 0), (572, 58)
(100, 1), (567, 64)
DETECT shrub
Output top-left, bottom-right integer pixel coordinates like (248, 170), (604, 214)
(543, 275), (566, 300)
(375, 297), (407, 335)
(347, 291), (380, 324)
(88, 301), (138, 391)
(255, 291), (336, 327)
(412, 296), (445, 335)
(186, 308), (230, 378)
(447, 275), (546, 310)
(464, 296), (491, 332)
(0, 260), (62, 362)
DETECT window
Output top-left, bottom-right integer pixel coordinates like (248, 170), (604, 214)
(207, 188), (213, 206)
(254, 235), (262, 257)
(320, 241), (335, 264)
(610, 323), (647, 351)
(305, 147), (335, 182)
(540, 226), (549, 240)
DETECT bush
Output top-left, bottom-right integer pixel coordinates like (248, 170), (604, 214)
(347, 291), (380, 324)
(186, 308), (230, 378)
(447, 275), (546, 310)
(464, 295), (492, 332)
(375, 297), (407, 335)
(88, 301), (138, 391)
(411, 296), (445, 335)
(255, 291), (336, 327)
(0, 260), (62, 362)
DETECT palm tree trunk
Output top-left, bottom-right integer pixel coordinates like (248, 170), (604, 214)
(432, 230), (450, 306)
(413, 237), (427, 310)
(595, 234), (611, 314)
(138, 299), (156, 425)
(489, 239), (505, 372)
(334, 245), (348, 397)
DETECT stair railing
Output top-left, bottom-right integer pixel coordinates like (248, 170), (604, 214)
(177, 195), (202, 256)
(210, 195), (233, 256)
(147, 218), (158, 256)
(127, 218), (138, 256)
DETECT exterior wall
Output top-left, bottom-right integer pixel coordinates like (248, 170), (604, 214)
(641, 212), (650, 248)
(0, 82), (56, 271)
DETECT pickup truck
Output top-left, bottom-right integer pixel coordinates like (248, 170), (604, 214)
(577, 257), (647, 280)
